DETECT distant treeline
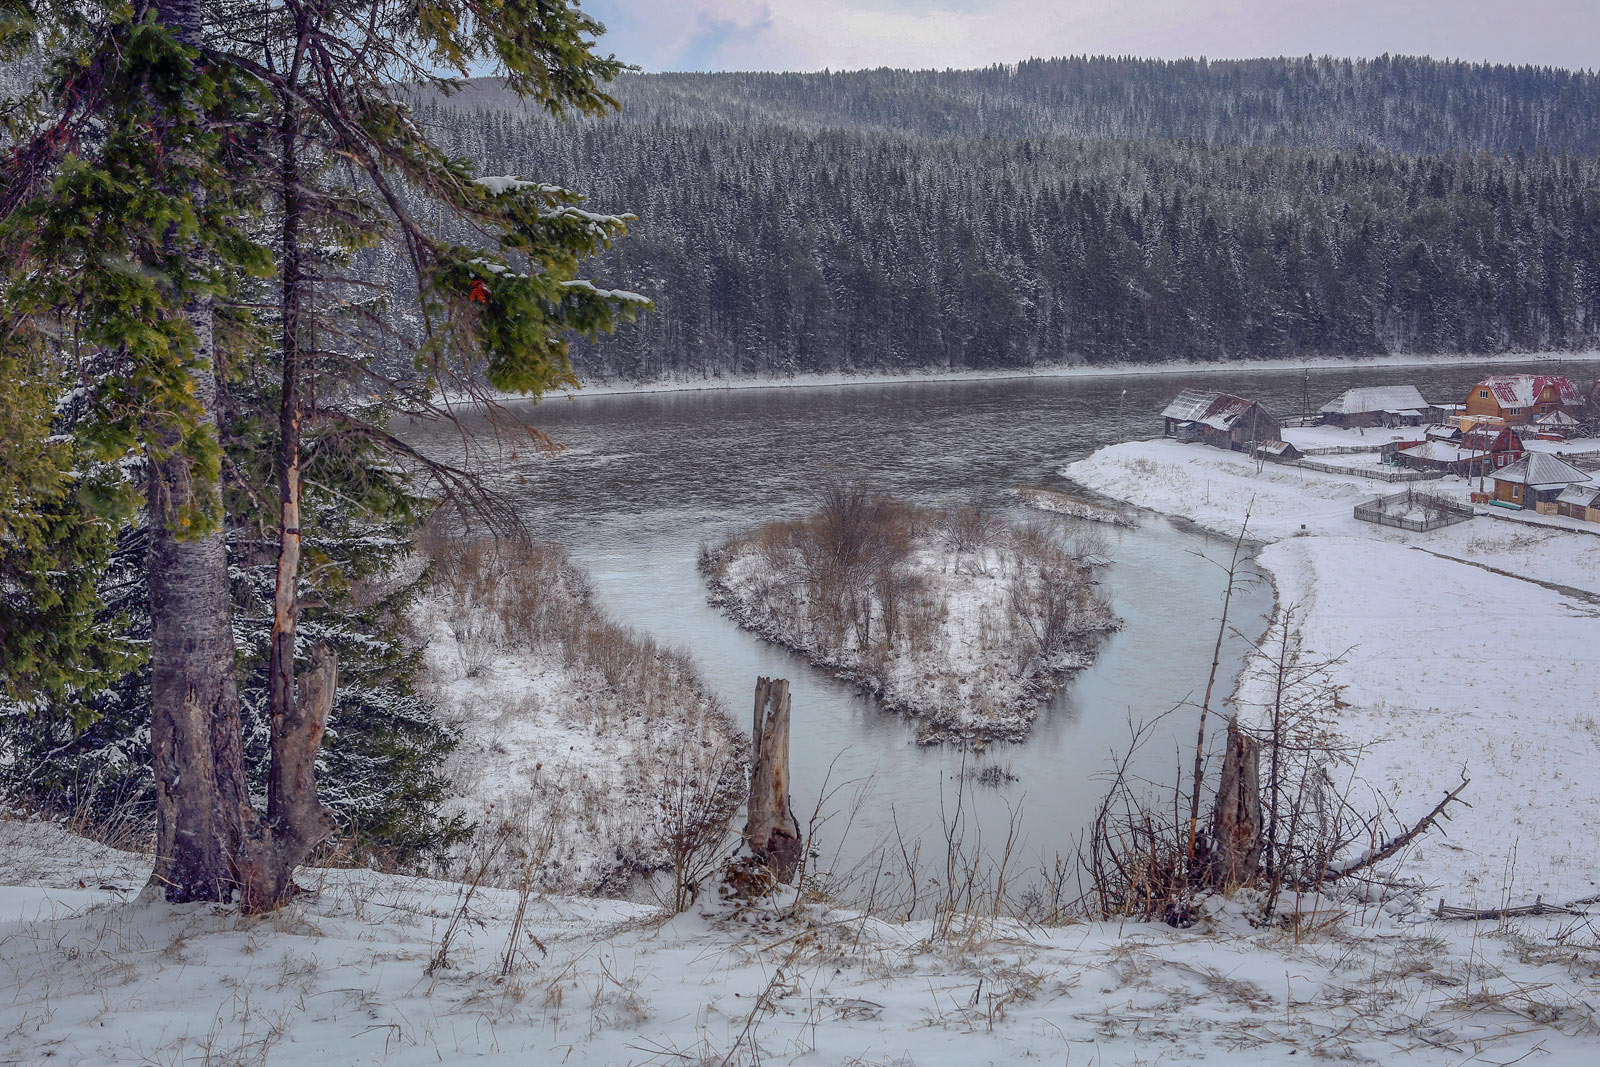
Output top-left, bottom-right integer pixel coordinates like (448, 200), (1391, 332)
(451, 56), (1600, 156)
(413, 57), (1600, 381)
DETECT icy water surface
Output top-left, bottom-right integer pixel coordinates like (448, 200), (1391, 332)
(404, 359), (1595, 891)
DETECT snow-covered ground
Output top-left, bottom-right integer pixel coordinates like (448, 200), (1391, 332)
(701, 509), (1119, 743)
(7, 818), (1600, 1065)
(1282, 424), (1419, 450)
(417, 541), (744, 895)
(1064, 435), (1600, 906)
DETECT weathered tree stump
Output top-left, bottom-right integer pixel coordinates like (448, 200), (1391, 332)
(1210, 718), (1263, 890)
(744, 677), (803, 883)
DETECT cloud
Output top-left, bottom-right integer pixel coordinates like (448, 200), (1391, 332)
(584, 0), (1600, 74)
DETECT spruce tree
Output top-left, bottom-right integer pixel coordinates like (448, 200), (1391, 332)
(3, 0), (644, 910)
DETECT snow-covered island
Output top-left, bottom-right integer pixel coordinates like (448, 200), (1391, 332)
(1065, 422), (1600, 909)
(699, 489), (1119, 744)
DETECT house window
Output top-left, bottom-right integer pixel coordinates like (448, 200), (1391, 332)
(1479, 390), (1490, 399)
(1512, 485), (1521, 499)
(1508, 407), (1521, 416)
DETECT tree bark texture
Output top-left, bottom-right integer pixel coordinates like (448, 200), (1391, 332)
(1211, 718), (1264, 890)
(744, 677), (802, 883)
(241, 645), (339, 912)
(147, 299), (257, 902)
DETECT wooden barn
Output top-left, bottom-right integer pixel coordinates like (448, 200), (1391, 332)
(1319, 385), (1431, 428)
(1161, 390), (1282, 452)
(1463, 374), (1586, 426)
(1489, 453), (1591, 512)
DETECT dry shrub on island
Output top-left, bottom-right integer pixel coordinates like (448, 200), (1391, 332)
(699, 482), (1118, 744)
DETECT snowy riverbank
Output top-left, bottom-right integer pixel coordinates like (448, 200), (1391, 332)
(416, 539), (744, 895)
(453, 349), (1600, 404)
(1064, 436), (1600, 907)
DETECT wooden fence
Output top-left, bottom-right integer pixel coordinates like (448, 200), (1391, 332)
(1354, 488), (1475, 532)
(1294, 457), (1441, 482)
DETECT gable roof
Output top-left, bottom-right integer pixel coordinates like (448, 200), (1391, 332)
(1537, 409), (1581, 427)
(1320, 385), (1429, 416)
(1460, 426), (1523, 450)
(1472, 374), (1584, 409)
(1161, 389), (1220, 422)
(1160, 389), (1274, 432)
(1556, 482), (1600, 507)
(1398, 440), (1467, 463)
(1489, 452), (1591, 489)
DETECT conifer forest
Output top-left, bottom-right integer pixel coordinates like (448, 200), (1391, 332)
(415, 56), (1600, 380)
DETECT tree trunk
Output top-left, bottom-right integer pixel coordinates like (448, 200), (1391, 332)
(239, 31), (336, 913)
(1211, 718), (1263, 890)
(241, 645), (338, 912)
(147, 298), (257, 903)
(744, 677), (802, 883)
(145, 0), (258, 904)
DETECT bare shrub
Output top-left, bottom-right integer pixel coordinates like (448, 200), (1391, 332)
(939, 495), (1000, 556)
(652, 712), (746, 913)
(1082, 599), (1470, 925)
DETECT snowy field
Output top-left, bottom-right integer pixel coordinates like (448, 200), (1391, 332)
(1065, 435), (1600, 907)
(8, 818), (1600, 1066)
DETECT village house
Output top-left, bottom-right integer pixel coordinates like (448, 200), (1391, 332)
(1160, 389), (1283, 452)
(1319, 385), (1431, 428)
(1488, 453), (1592, 512)
(1458, 425), (1526, 469)
(1463, 374), (1585, 426)
(1395, 426), (1523, 477)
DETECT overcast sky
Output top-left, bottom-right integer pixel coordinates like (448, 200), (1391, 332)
(580, 1), (1600, 74)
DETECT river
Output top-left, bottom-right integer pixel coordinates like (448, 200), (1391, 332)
(404, 357), (1596, 896)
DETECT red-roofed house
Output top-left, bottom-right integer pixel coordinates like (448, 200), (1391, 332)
(1463, 374), (1585, 426)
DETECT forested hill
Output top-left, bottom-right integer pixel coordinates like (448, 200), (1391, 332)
(421, 57), (1600, 380)
(454, 56), (1600, 157)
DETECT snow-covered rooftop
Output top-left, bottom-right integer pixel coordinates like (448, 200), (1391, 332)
(1319, 385), (1429, 415)
(1398, 440), (1467, 463)
(1556, 482), (1600, 507)
(1490, 452), (1592, 489)
(1160, 389), (1270, 431)
(1472, 374), (1585, 409)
